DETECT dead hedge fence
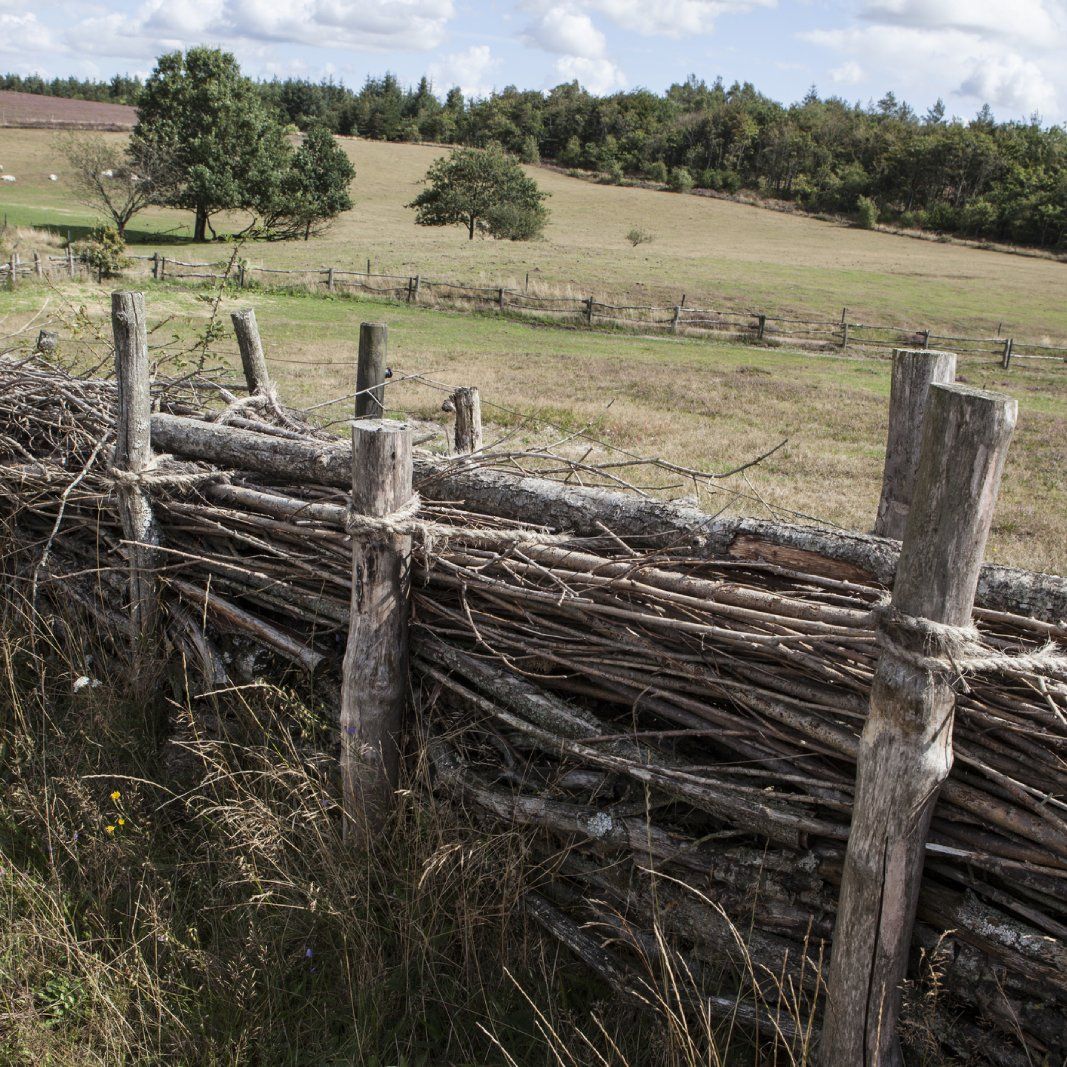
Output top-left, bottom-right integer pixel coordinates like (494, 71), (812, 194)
(1, 295), (1066, 1066)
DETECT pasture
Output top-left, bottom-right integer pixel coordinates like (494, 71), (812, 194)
(3, 126), (1067, 339)
(1, 277), (1063, 572)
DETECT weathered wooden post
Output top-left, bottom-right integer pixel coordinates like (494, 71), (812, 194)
(497, 287), (505, 312)
(230, 308), (272, 395)
(33, 250), (41, 277)
(873, 348), (957, 541)
(151, 251), (159, 280)
(920, 329), (930, 349)
(671, 305), (681, 333)
(7, 253), (15, 290)
(841, 321), (849, 349)
(410, 274), (420, 303)
(111, 291), (159, 635)
(756, 314), (766, 341)
(35, 329), (58, 355)
(366, 257), (371, 276)
(822, 382), (1016, 1067)
(339, 419), (414, 839)
(1001, 337), (1014, 369)
(237, 262), (246, 289)
(451, 387), (483, 454)
(327, 266), (335, 293)
(355, 322), (388, 419)
(67, 245), (75, 278)
(585, 297), (594, 326)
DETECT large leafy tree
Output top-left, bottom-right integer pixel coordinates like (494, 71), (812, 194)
(408, 145), (549, 241)
(130, 48), (289, 241)
(260, 126), (356, 240)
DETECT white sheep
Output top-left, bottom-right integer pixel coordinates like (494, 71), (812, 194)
(101, 169), (114, 178)
(48, 174), (58, 181)
(1, 174), (16, 183)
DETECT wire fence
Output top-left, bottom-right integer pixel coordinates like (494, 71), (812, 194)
(7, 249), (1066, 368)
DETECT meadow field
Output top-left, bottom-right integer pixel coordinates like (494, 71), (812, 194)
(1, 275), (1064, 572)
(4, 127), (1067, 339)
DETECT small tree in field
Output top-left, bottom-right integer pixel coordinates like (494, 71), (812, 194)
(259, 126), (355, 240)
(60, 134), (164, 237)
(408, 145), (549, 241)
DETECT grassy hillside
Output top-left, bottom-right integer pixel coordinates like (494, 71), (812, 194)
(3, 128), (1067, 340)
(1, 277), (1063, 573)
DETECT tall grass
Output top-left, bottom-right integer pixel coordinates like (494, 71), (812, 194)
(0, 555), (814, 1066)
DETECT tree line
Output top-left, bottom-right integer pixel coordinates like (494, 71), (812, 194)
(8, 68), (1067, 250)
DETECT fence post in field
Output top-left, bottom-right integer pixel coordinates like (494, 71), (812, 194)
(497, 287), (505, 312)
(237, 262), (246, 289)
(411, 274), (420, 303)
(111, 291), (159, 636)
(1002, 337), (1014, 369)
(159, 256), (166, 281)
(230, 308), (272, 396)
(67, 245), (75, 278)
(339, 419), (414, 840)
(356, 322), (388, 419)
(366, 257), (371, 276)
(151, 252), (159, 280)
(757, 314), (766, 341)
(671, 305), (681, 333)
(841, 321), (849, 349)
(326, 266), (335, 293)
(920, 329), (930, 349)
(33, 250), (41, 277)
(585, 297), (594, 326)
(451, 386), (483, 454)
(7, 253), (15, 289)
(822, 382), (1016, 1067)
(873, 348), (957, 541)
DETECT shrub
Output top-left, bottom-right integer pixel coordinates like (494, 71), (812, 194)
(921, 202), (959, 233)
(718, 169), (743, 194)
(856, 195), (879, 229)
(602, 162), (625, 185)
(74, 225), (131, 279)
(518, 135), (540, 165)
(559, 136), (582, 168)
(626, 227), (654, 247)
(668, 167), (694, 193)
(646, 160), (668, 184)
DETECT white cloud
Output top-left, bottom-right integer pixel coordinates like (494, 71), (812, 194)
(554, 54), (625, 93)
(0, 12), (63, 57)
(830, 60), (863, 85)
(428, 44), (501, 98)
(589, 0), (773, 38)
(524, 6), (607, 58)
(803, 1), (1064, 120)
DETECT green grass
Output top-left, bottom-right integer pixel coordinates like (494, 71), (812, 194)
(3, 128), (1067, 340)
(2, 274), (1064, 573)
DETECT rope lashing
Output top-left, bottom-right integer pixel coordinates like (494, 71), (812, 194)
(344, 491), (572, 549)
(870, 599), (1067, 688)
(107, 459), (231, 492)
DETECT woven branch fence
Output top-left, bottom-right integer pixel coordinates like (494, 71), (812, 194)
(1, 296), (1066, 1065)
(8, 247), (1067, 367)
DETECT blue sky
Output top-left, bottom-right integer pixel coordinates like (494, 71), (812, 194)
(3, 0), (1065, 123)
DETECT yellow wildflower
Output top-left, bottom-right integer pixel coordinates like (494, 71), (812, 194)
(110, 790), (121, 802)
(105, 825), (116, 835)
(117, 818), (125, 826)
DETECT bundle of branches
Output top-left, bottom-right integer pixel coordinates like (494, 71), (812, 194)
(1, 354), (1065, 1062)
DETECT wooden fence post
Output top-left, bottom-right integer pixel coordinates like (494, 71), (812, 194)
(159, 256), (166, 281)
(1002, 337), (1013, 369)
(585, 297), (594, 326)
(230, 308), (271, 395)
(671, 305), (681, 333)
(497, 287), (505, 311)
(822, 382), (1016, 1067)
(327, 266), (335, 293)
(111, 291), (159, 635)
(411, 274), (420, 303)
(340, 419), (413, 839)
(33, 250), (41, 277)
(920, 329), (930, 349)
(841, 321), (849, 349)
(873, 348), (957, 541)
(756, 314), (766, 341)
(237, 262), (246, 289)
(366, 257), (371, 276)
(356, 322), (388, 419)
(67, 245), (75, 278)
(451, 387), (482, 454)
(7, 253), (15, 289)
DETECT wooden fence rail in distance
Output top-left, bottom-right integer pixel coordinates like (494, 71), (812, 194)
(16, 249), (1067, 367)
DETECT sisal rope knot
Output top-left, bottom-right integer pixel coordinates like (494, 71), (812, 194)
(870, 599), (1067, 690)
(107, 458), (231, 493)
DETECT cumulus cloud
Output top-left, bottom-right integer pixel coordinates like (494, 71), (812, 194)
(554, 55), (625, 93)
(428, 44), (501, 98)
(803, 0), (1064, 119)
(524, 6), (607, 58)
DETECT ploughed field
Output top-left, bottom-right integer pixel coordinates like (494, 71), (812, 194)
(0, 91), (135, 130)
